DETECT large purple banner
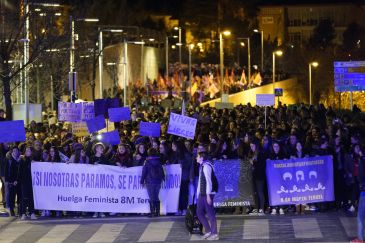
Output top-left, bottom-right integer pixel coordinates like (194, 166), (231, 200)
(266, 155), (334, 206)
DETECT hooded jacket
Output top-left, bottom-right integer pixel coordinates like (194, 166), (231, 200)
(140, 156), (165, 184)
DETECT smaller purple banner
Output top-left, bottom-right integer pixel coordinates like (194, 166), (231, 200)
(99, 130), (120, 145)
(266, 155), (334, 206)
(139, 122), (160, 137)
(0, 120), (26, 143)
(108, 107), (130, 122)
(86, 115), (106, 133)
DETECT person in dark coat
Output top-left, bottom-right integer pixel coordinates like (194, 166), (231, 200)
(18, 146), (37, 220)
(140, 148), (165, 217)
(4, 146), (20, 216)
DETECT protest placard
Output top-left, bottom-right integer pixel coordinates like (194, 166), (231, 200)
(58, 102), (82, 122)
(86, 115), (106, 133)
(99, 130), (120, 145)
(94, 98), (120, 117)
(82, 102), (95, 121)
(72, 122), (89, 137)
(108, 107), (131, 122)
(167, 113), (197, 139)
(139, 121), (161, 137)
(256, 94), (275, 106)
(0, 120), (26, 143)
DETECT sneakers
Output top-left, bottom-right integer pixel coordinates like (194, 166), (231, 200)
(348, 205), (356, 213)
(207, 234), (219, 241)
(30, 213), (37, 220)
(92, 212), (98, 218)
(99, 213), (106, 218)
(279, 208), (285, 215)
(201, 232), (211, 240)
(258, 209), (265, 215)
(249, 209), (258, 215)
(20, 214), (27, 220)
(271, 208), (277, 215)
(350, 238), (364, 243)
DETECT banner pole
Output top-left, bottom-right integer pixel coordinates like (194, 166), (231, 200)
(264, 106), (267, 129)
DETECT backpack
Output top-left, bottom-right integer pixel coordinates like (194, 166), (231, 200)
(205, 164), (219, 193)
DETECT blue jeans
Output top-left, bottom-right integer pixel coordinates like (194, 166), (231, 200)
(197, 195), (217, 234)
(358, 192), (365, 240)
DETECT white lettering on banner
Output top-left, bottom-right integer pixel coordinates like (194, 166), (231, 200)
(167, 112), (197, 139)
(58, 102), (82, 122)
(256, 94), (275, 106)
(31, 162), (181, 213)
(82, 102), (95, 121)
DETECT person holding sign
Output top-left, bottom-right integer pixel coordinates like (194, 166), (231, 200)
(196, 151), (219, 241)
(140, 148), (165, 217)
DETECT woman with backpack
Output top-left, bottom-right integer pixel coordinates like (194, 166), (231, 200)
(140, 148), (165, 217)
(196, 151), (219, 241)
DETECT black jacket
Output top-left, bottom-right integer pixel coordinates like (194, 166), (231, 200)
(4, 156), (19, 183)
(140, 156), (165, 184)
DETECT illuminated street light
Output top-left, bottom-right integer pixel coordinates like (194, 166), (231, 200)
(272, 50), (283, 91)
(174, 26), (182, 63)
(220, 30), (231, 100)
(309, 61), (319, 105)
(237, 37), (251, 82)
(188, 43), (194, 96)
(70, 16), (99, 102)
(254, 29), (264, 71)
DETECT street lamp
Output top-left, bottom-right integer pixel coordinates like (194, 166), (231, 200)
(272, 50), (283, 91)
(309, 61), (319, 105)
(70, 17), (99, 102)
(174, 26), (182, 64)
(237, 37), (251, 82)
(219, 30), (231, 100)
(254, 29), (264, 71)
(22, 1), (62, 124)
(188, 43), (194, 96)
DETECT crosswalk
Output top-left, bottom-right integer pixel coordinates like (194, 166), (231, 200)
(0, 215), (357, 242)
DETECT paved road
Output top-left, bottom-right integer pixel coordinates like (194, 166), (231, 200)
(0, 212), (358, 242)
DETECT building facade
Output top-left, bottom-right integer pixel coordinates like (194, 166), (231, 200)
(258, 3), (365, 46)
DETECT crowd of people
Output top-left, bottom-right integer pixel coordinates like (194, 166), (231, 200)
(0, 101), (364, 222)
(127, 63), (289, 106)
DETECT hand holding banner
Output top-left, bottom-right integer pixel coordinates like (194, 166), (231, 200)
(0, 120), (26, 143)
(86, 115), (106, 133)
(108, 107), (131, 122)
(139, 121), (161, 137)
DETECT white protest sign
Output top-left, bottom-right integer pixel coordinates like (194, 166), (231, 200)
(167, 112), (197, 139)
(72, 122), (89, 137)
(58, 102), (82, 122)
(256, 94), (275, 106)
(32, 162), (181, 214)
(82, 102), (95, 121)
